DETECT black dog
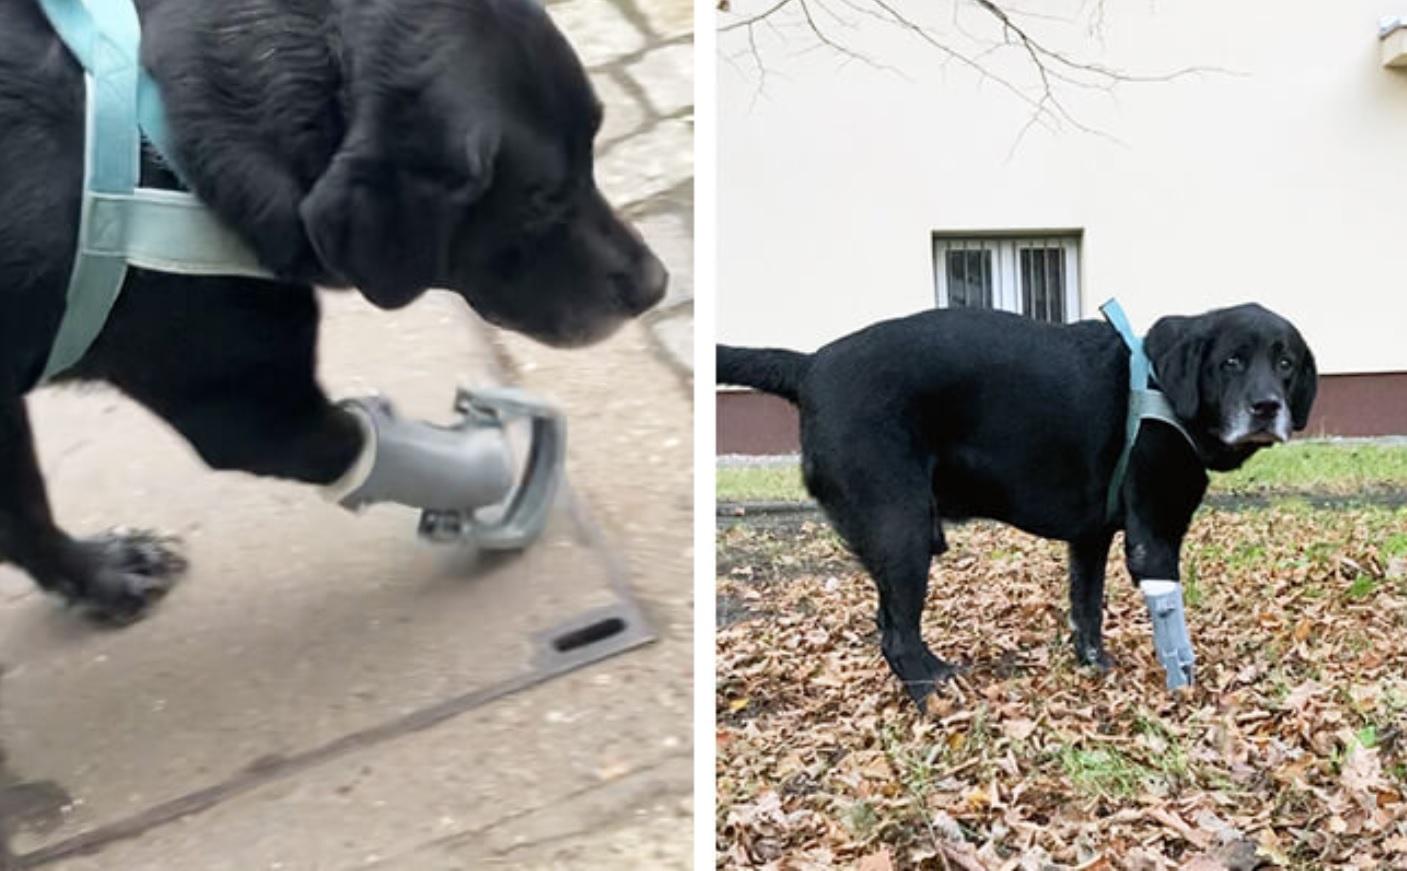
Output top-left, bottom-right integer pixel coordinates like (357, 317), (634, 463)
(0, 0), (666, 622)
(719, 305), (1316, 708)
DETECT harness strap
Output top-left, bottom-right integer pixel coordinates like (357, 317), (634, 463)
(38, 0), (174, 166)
(1100, 299), (1198, 521)
(37, 0), (272, 383)
(40, 0), (139, 380)
(87, 190), (273, 278)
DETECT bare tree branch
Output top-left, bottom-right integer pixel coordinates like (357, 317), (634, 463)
(718, 0), (1235, 149)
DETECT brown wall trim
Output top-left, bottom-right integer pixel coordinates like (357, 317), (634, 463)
(1302, 372), (1407, 438)
(718, 373), (1407, 455)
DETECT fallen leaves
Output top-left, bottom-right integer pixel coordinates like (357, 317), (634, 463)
(717, 505), (1407, 868)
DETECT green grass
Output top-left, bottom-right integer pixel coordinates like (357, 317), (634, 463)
(844, 800), (879, 838)
(1209, 442), (1407, 494)
(1346, 574), (1379, 601)
(716, 464), (808, 502)
(1384, 532), (1407, 558)
(1134, 714), (1190, 780)
(1056, 746), (1149, 798)
(1182, 562), (1203, 607)
(1356, 725), (1380, 750)
(716, 442), (1407, 502)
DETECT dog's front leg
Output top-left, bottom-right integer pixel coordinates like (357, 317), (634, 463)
(0, 390), (185, 623)
(1068, 532), (1115, 671)
(1123, 515), (1197, 689)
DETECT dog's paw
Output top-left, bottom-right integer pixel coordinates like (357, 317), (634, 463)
(905, 660), (960, 714)
(70, 529), (188, 626)
(1075, 644), (1117, 673)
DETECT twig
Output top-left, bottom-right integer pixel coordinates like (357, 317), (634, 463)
(717, 0), (1236, 148)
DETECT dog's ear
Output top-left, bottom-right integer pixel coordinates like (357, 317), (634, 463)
(300, 124), (499, 309)
(1145, 316), (1207, 422)
(1289, 344), (1318, 431)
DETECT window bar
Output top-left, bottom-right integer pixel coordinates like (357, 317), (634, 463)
(997, 238), (1003, 310)
(961, 239), (969, 308)
(1044, 238), (1053, 322)
(981, 239), (991, 308)
(1033, 240), (1041, 321)
(1044, 238), (1055, 322)
(1025, 243), (1034, 319)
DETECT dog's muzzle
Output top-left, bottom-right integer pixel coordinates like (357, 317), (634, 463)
(1140, 579), (1195, 690)
(1222, 402), (1291, 446)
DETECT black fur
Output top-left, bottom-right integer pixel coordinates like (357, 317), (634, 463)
(718, 304), (1316, 708)
(0, 0), (666, 622)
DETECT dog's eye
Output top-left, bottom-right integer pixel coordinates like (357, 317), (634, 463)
(1277, 355), (1294, 371)
(523, 187), (569, 230)
(1222, 355), (1245, 371)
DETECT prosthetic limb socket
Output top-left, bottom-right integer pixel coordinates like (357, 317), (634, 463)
(326, 387), (565, 551)
(1140, 579), (1195, 690)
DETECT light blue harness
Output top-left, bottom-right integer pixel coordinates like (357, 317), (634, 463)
(1099, 299), (1197, 521)
(36, 0), (272, 382)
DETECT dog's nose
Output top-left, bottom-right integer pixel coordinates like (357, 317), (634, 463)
(1250, 398), (1282, 419)
(624, 249), (668, 315)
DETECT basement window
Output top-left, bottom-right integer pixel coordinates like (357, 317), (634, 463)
(932, 234), (1081, 324)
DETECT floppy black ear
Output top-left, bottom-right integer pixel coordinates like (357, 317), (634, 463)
(1290, 345), (1318, 430)
(1144, 316), (1206, 422)
(300, 125), (498, 309)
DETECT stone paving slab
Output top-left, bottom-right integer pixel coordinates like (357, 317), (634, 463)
(553, 0), (694, 377)
(598, 120), (695, 215)
(550, 0), (648, 66)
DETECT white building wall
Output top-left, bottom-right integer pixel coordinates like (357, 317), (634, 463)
(718, 0), (1407, 375)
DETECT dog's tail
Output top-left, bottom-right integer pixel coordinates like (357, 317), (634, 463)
(716, 345), (812, 404)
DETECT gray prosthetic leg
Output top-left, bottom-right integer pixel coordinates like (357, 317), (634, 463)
(1139, 579), (1195, 690)
(326, 387), (565, 551)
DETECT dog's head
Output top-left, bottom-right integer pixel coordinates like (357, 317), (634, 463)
(299, 0), (667, 347)
(1145, 304), (1317, 452)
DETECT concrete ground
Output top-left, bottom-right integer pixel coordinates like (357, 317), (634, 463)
(0, 0), (694, 866)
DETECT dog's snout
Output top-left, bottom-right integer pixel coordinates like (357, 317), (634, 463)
(634, 249), (668, 312)
(612, 248), (668, 316)
(1250, 397), (1282, 419)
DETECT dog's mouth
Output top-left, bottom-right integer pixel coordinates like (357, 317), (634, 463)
(1220, 405), (1292, 448)
(1229, 430), (1285, 447)
(472, 304), (629, 349)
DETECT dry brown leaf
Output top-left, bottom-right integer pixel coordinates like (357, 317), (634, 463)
(1002, 718), (1037, 742)
(1149, 807), (1212, 850)
(1255, 828), (1290, 866)
(1288, 616), (1311, 644)
(938, 841), (989, 871)
(1283, 679), (1324, 711)
(857, 847), (894, 871)
(1341, 738), (1387, 807)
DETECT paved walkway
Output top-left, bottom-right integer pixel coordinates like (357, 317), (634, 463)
(561, 0), (695, 377)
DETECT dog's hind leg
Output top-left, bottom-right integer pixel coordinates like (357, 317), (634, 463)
(1068, 532), (1115, 671)
(930, 500), (948, 556)
(807, 445), (954, 709)
(0, 389), (186, 623)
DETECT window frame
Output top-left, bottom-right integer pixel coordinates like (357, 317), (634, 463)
(932, 233), (1082, 324)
